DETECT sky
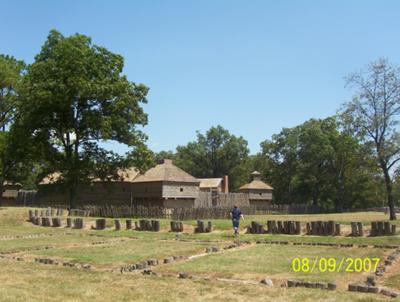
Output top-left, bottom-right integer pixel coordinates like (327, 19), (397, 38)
(1, 0), (400, 154)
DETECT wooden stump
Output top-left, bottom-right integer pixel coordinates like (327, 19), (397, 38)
(73, 218), (84, 229)
(283, 221), (289, 234)
(350, 222), (357, 236)
(196, 220), (205, 233)
(295, 221), (301, 235)
(267, 221), (273, 234)
(334, 223), (341, 236)
(277, 221), (284, 234)
(95, 218), (106, 230)
(32, 216), (40, 225)
(206, 221), (212, 232)
(289, 221), (294, 234)
(34, 209), (39, 217)
(170, 221), (183, 232)
(371, 221), (377, 236)
(310, 221), (317, 235)
(317, 221), (323, 236)
(328, 221), (334, 235)
(126, 219), (132, 230)
(28, 210), (34, 222)
(41, 217), (51, 227)
(257, 223), (264, 234)
(391, 224), (396, 235)
(145, 220), (152, 231)
(377, 221), (384, 236)
(357, 222), (364, 236)
(114, 219), (121, 231)
(139, 220), (146, 231)
(52, 217), (61, 227)
(306, 222), (311, 235)
(384, 222), (391, 235)
(152, 220), (161, 232)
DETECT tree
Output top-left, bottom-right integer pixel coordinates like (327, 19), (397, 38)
(18, 30), (150, 208)
(175, 125), (249, 190)
(153, 150), (176, 165)
(343, 58), (400, 220)
(0, 54), (25, 204)
(260, 117), (382, 211)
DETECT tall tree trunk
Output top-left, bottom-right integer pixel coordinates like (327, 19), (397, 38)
(379, 157), (397, 220)
(382, 167), (397, 220)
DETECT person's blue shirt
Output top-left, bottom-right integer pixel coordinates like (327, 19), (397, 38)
(231, 208), (242, 220)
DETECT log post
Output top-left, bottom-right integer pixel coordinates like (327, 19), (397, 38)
(277, 221), (283, 234)
(28, 210), (34, 222)
(114, 219), (121, 231)
(267, 221), (273, 234)
(126, 219), (132, 230)
(391, 224), (396, 235)
(206, 221), (212, 232)
(371, 221), (377, 236)
(95, 218), (106, 230)
(152, 220), (161, 232)
(306, 222), (311, 235)
(283, 221), (288, 234)
(295, 221), (301, 235)
(51, 217), (61, 227)
(350, 222), (357, 236)
(328, 221), (334, 235)
(377, 221), (384, 236)
(357, 222), (364, 236)
(334, 223), (341, 236)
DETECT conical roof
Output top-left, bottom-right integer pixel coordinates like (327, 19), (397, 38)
(133, 159), (200, 183)
(239, 180), (273, 190)
(239, 171), (273, 190)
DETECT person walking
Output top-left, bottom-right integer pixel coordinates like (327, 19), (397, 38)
(230, 205), (244, 236)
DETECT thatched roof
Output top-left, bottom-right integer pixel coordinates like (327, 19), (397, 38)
(133, 159), (200, 184)
(239, 180), (273, 191)
(239, 170), (273, 191)
(198, 178), (222, 188)
(39, 167), (140, 185)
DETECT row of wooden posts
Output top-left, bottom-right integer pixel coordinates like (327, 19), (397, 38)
(29, 213), (212, 233)
(31, 216), (85, 229)
(29, 209), (64, 219)
(28, 210), (397, 236)
(249, 220), (397, 236)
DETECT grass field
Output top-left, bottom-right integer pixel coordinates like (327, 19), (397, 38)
(0, 207), (399, 302)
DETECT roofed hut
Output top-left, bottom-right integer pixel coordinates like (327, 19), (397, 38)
(238, 171), (273, 207)
(37, 168), (140, 207)
(132, 159), (200, 208)
(198, 175), (229, 193)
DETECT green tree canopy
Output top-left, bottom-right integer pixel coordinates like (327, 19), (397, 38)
(174, 125), (249, 190)
(260, 117), (382, 211)
(17, 30), (151, 208)
(0, 54), (27, 204)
